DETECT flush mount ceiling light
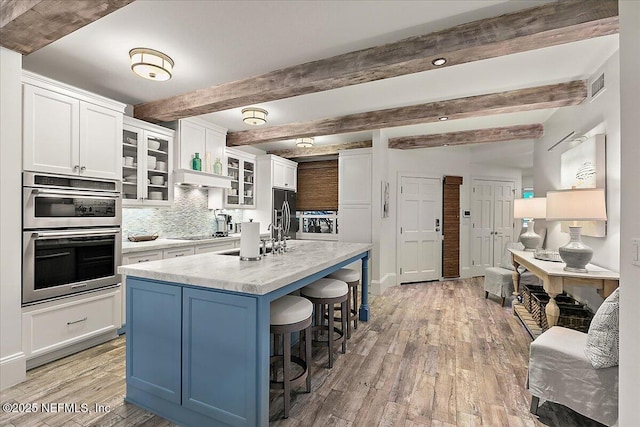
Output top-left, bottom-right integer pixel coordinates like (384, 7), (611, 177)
(129, 48), (174, 81)
(432, 58), (447, 66)
(241, 107), (268, 125)
(295, 137), (314, 148)
(438, 116), (449, 121)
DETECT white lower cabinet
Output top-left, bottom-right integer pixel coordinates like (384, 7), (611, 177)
(194, 241), (235, 254)
(122, 250), (163, 265)
(22, 287), (121, 359)
(163, 247), (195, 258)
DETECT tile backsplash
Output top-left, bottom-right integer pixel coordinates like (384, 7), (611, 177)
(122, 187), (254, 238)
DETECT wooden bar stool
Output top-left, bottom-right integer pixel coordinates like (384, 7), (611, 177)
(270, 295), (313, 419)
(328, 268), (360, 339)
(301, 278), (348, 368)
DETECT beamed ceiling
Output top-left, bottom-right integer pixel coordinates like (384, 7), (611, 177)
(10, 0), (620, 164)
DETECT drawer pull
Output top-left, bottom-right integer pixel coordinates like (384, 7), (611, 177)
(175, 253), (184, 257)
(70, 283), (88, 290)
(67, 317), (87, 325)
(138, 259), (150, 263)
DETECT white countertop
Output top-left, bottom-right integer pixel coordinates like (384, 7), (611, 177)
(118, 240), (372, 295)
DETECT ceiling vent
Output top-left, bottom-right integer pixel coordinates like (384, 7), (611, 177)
(589, 72), (605, 101)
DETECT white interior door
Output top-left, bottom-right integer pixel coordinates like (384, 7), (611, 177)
(493, 181), (515, 264)
(471, 181), (494, 275)
(399, 176), (442, 283)
(471, 179), (515, 276)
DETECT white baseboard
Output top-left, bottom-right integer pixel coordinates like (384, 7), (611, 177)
(460, 266), (472, 279)
(26, 330), (118, 370)
(371, 273), (397, 295)
(1, 351), (26, 391)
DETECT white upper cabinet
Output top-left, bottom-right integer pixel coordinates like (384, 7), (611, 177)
(22, 72), (125, 180)
(122, 117), (174, 207)
(339, 148), (372, 205)
(270, 155), (297, 190)
(175, 117), (226, 175)
(80, 102), (122, 179)
(224, 148), (256, 208)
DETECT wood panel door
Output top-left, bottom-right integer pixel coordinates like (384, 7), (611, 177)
(399, 176), (442, 283)
(443, 176), (463, 278)
(471, 179), (515, 276)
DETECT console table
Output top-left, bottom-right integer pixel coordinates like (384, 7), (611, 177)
(509, 249), (619, 327)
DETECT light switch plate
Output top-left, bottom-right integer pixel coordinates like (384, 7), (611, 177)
(633, 238), (640, 267)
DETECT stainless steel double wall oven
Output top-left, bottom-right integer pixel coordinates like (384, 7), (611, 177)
(22, 172), (122, 305)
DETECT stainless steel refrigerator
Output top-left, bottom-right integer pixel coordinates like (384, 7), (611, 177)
(272, 189), (297, 239)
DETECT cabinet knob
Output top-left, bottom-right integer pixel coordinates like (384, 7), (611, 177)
(73, 165), (80, 171)
(80, 166), (86, 172)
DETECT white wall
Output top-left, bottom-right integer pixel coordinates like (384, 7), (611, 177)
(534, 50), (621, 309)
(368, 143), (521, 293)
(0, 47), (26, 390)
(618, 1), (640, 424)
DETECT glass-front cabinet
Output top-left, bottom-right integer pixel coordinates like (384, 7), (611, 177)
(122, 117), (174, 206)
(225, 148), (256, 208)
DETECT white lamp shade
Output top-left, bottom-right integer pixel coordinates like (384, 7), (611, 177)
(513, 197), (546, 219)
(546, 188), (607, 221)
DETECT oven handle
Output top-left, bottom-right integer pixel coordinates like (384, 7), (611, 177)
(31, 188), (120, 199)
(31, 229), (121, 239)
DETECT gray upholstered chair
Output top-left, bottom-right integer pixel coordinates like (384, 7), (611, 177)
(483, 226), (546, 306)
(528, 326), (618, 426)
(484, 241), (524, 306)
(528, 288), (619, 426)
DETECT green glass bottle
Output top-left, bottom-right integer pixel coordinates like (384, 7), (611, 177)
(213, 157), (222, 175)
(192, 153), (202, 171)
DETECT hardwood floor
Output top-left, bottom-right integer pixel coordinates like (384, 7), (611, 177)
(0, 278), (603, 427)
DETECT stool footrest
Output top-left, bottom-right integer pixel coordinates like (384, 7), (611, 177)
(269, 355), (309, 390)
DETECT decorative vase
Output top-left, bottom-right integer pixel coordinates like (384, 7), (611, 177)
(192, 153), (202, 171)
(213, 157), (222, 175)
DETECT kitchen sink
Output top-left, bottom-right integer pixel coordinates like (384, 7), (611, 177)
(221, 247), (273, 256)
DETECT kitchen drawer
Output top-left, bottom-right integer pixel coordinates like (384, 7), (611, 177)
(194, 241), (235, 254)
(163, 246), (195, 258)
(122, 250), (163, 265)
(23, 288), (121, 357)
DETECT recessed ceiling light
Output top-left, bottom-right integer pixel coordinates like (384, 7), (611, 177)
(242, 107), (268, 125)
(129, 48), (174, 81)
(432, 58), (447, 66)
(443, 144), (449, 147)
(295, 137), (314, 148)
(438, 116), (448, 121)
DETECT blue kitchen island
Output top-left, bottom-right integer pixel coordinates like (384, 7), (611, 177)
(118, 240), (371, 427)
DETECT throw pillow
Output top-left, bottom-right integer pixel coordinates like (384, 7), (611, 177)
(584, 287), (619, 369)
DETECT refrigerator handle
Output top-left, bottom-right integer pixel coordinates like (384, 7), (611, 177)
(283, 200), (290, 235)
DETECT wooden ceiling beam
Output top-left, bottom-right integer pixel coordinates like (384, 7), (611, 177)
(226, 80), (585, 146)
(0, 0), (135, 55)
(269, 140), (372, 159)
(388, 124), (544, 150)
(133, 0), (617, 123)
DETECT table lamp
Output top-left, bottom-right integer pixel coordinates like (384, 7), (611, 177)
(513, 197), (547, 251)
(546, 188), (607, 272)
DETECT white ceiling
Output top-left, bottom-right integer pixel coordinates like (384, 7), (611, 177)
(21, 0), (619, 171)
